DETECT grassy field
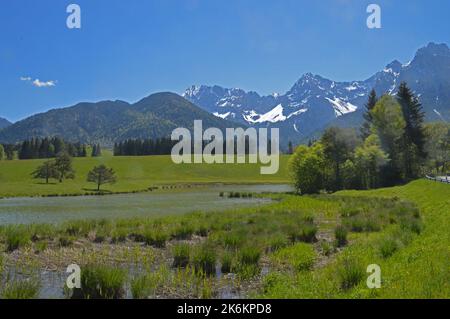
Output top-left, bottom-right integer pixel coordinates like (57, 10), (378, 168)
(0, 179), (448, 299)
(0, 155), (290, 197)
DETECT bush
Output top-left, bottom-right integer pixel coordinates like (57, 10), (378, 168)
(337, 256), (365, 290)
(71, 265), (127, 299)
(334, 225), (348, 247)
(192, 245), (216, 276)
(1, 279), (40, 299)
(172, 243), (190, 268)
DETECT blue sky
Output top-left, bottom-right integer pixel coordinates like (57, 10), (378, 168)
(0, 0), (449, 122)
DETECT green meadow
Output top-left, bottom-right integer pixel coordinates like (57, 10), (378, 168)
(0, 155), (290, 198)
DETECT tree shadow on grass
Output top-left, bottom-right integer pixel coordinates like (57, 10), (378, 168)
(35, 182), (58, 185)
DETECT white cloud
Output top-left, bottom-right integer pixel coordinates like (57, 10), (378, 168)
(32, 79), (56, 87)
(20, 76), (57, 88)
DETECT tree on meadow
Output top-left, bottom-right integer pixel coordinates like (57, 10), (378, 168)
(370, 95), (406, 185)
(0, 144), (4, 160)
(321, 127), (361, 191)
(54, 152), (75, 182)
(87, 164), (117, 191)
(289, 143), (325, 194)
(32, 160), (59, 184)
(354, 135), (389, 189)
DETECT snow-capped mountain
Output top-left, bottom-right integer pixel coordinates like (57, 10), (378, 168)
(183, 43), (450, 144)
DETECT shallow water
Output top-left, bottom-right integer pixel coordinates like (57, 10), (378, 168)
(0, 184), (292, 225)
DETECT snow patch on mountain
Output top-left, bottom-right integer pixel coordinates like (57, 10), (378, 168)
(325, 97), (358, 116)
(213, 111), (232, 119)
(243, 104), (308, 124)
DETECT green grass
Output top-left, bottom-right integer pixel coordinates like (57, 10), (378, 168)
(71, 264), (127, 299)
(272, 243), (316, 271)
(1, 279), (40, 299)
(0, 154), (290, 197)
(260, 180), (450, 298)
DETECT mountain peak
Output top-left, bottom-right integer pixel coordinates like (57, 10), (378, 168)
(416, 42), (450, 57)
(0, 117), (12, 130)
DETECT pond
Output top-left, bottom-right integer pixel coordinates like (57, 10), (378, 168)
(0, 184), (292, 225)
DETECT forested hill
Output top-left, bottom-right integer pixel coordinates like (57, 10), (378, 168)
(0, 92), (238, 145)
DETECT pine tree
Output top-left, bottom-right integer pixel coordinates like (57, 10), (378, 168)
(287, 141), (294, 154)
(360, 89), (378, 140)
(397, 82), (427, 178)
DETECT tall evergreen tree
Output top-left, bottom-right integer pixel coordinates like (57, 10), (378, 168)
(397, 82), (427, 179)
(361, 89), (378, 140)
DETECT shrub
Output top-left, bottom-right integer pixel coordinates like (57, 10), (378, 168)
(337, 256), (365, 290)
(334, 225), (348, 247)
(172, 243), (190, 268)
(71, 265), (127, 299)
(192, 245), (216, 276)
(1, 279), (40, 299)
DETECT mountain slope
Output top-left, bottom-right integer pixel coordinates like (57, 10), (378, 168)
(0, 92), (236, 145)
(184, 42), (450, 144)
(0, 117), (12, 130)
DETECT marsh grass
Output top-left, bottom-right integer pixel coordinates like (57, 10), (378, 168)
(239, 246), (261, 266)
(72, 264), (127, 299)
(5, 227), (31, 252)
(334, 225), (348, 247)
(220, 251), (234, 273)
(1, 278), (40, 299)
(337, 256), (365, 290)
(272, 243), (316, 271)
(172, 243), (190, 268)
(192, 244), (216, 276)
(143, 229), (169, 248)
(378, 236), (399, 258)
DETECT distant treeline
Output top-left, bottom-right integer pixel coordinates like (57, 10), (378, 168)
(18, 137), (87, 159)
(0, 137), (103, 160)
(113, 137), (273, 156)
(114, 138), (176, 156)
